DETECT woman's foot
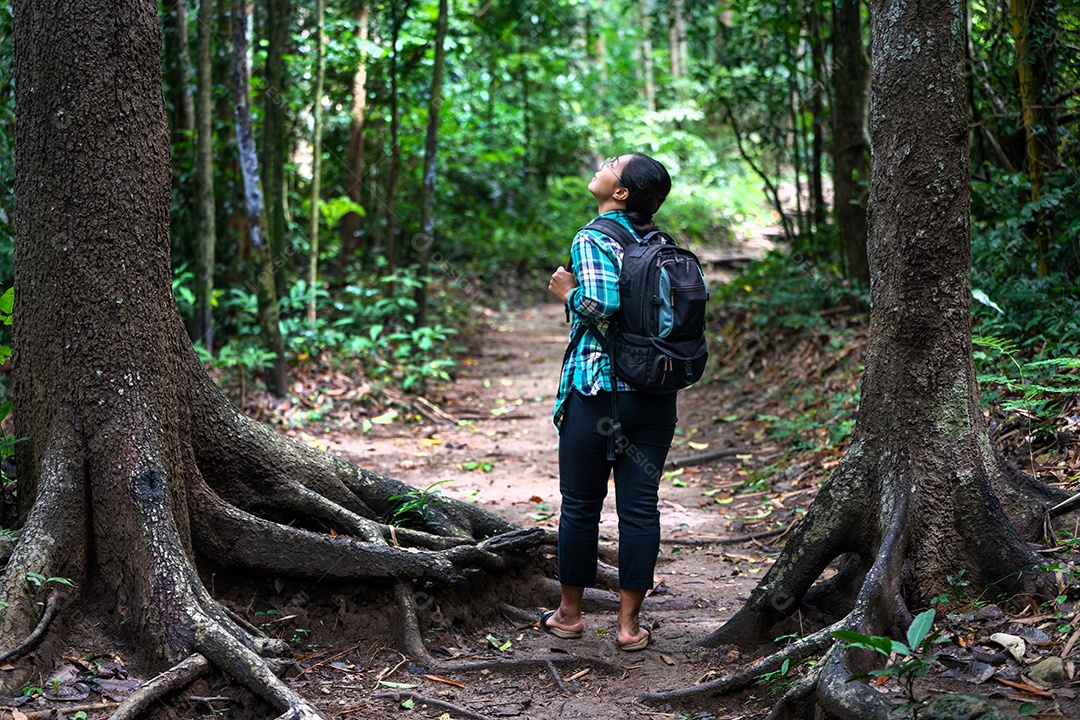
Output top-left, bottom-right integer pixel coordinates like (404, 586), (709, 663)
(616, 623), (651, 651)
(539, 609), (584, 639)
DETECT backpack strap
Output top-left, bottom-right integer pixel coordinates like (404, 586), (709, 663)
(586, 217), (639, 250)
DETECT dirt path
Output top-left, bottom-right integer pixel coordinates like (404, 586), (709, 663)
(316, 299), (780, 719)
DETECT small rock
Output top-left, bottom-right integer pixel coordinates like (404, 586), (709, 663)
(922, 694), (1006, 720)
(1026, 656), (1065, 687)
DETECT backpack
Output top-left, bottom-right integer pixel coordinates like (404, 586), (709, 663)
(564, 217), (709, 458)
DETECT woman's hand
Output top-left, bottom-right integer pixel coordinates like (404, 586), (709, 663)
(548, 267), (577, 304)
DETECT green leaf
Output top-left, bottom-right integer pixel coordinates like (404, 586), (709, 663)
(401, 697), (415, 709)
(906, 609), (935, 651)
(1018, 702), (1039, 715)
(0, 287), (13, 314)
(378, 681), (418, 689)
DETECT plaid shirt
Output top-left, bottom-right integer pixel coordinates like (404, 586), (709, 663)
(553, 210), (639, 429)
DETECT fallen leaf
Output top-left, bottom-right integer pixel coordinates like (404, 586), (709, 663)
(997, 677), (1054, 699)
(378, 681), (418, 689)
(660, 654), (676, 666)
(687, 441), (709, 450)
(0, 663), (14, 671)
(13, 710), (28, 720)
(990, 633), (1026, 662)
(424, 674), (464, 688)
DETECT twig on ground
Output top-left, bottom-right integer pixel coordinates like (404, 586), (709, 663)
(16, 702), (118, 720)
(372, 691), (494, 720)
(546, 659), (570, 694)
(110, 654), (212, 720)
(665, 448), (751, 469)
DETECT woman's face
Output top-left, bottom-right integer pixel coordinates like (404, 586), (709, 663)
(588, 154), (629, 200)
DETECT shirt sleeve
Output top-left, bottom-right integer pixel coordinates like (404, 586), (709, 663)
(567, 230), (620, 321)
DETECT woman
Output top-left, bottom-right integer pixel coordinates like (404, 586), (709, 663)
(544, 153), (678, 652)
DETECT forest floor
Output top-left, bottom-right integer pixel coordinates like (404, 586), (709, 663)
(5, 229), (1080, 720)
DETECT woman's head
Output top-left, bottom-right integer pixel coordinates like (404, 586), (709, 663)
(589, 153), (671, 235)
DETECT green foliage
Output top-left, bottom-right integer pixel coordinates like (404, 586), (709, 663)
(0, 286), (11, 364)
(385, 479), (451, 528)
(974, 336), (1080, 433)
(714, 251), (864, 332)
(832, 609), (942, 719)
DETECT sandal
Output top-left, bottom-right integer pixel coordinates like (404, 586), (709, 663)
(618, 625), (652, 652)
(538, 609), (582, 639)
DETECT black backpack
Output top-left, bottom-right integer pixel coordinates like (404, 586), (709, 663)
(564, 217), (709, 458)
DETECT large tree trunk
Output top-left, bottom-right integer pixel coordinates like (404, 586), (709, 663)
(415, 0), (448, 331)
(195, 0), (218, 352)
(832, 0), (870, 286)
(340, 0), (370, 261)
(645, 0), (1068, 716)
(6, 4), (536, 716)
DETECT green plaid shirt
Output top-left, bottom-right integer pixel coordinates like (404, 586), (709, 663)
(553, 210), (639, 429)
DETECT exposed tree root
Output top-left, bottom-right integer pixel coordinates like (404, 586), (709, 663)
(371, 691), (494, 720)
(111, 653), (211, 720)
(646, 446), (1057, 719)
(0, 591), (70, 663)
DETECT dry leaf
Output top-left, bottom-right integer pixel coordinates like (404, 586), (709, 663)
(0, 662), (15, 671)
(12, 710), (28, 720)
(660, 654), (676, 666)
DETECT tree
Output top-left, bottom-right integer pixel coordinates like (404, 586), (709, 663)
(832, 0), (870, 285)
(4, 2), (534, 716)
(195, 0), (218, 351)
(340, 0), (370, 260)
(263, 0), (292, 300)
(232, 0), (289, 397)
(306, 0), (326, 326)
(415, 0), (449, 331)
(645, 0), (1069, 716)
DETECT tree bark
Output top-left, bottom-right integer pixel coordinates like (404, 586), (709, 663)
(195, 0), (217, 352)
(263, 0), (292, 298)
(649, 1), (1070, 716)
(415, 0), (448, 331)
(7, 3), (537, 714)
(306, 0), (326, 326)
(231, 0), (288, 396)
(832, 0), (870, 285)
(340, 0), (370, 261)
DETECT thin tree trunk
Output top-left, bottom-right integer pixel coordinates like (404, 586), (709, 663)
(1011, 0), (1059, 277)
(832, 0), (870, 285)
(415, 0), (448, 331)
(784, 25), (805, 237)
(383, 2), (411, 270)
(306, 0), (326, 326)
(639, 0), (655, 112)
(808, 0), (826, 233)
(667, 0), (683, 79)
(341, 0), (370, 261)
(263, 0), (291, 297)
(164, 0), (196, 136)
(232, 0), (288, 396)
(194, 0), (217, 353)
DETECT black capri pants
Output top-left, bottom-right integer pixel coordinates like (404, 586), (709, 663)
(557, 389), (677, 590)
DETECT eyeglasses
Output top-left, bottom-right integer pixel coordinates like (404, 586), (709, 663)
(601, 156), (624, 185)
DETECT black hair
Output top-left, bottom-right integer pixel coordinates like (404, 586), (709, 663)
(620, 154), (671, 236)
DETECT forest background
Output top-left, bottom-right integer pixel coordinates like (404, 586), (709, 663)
(1, 0), (1078, 416)
(0, 0), (1079, 717)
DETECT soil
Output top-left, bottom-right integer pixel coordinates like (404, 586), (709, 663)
(5, 234), (1080, 719)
